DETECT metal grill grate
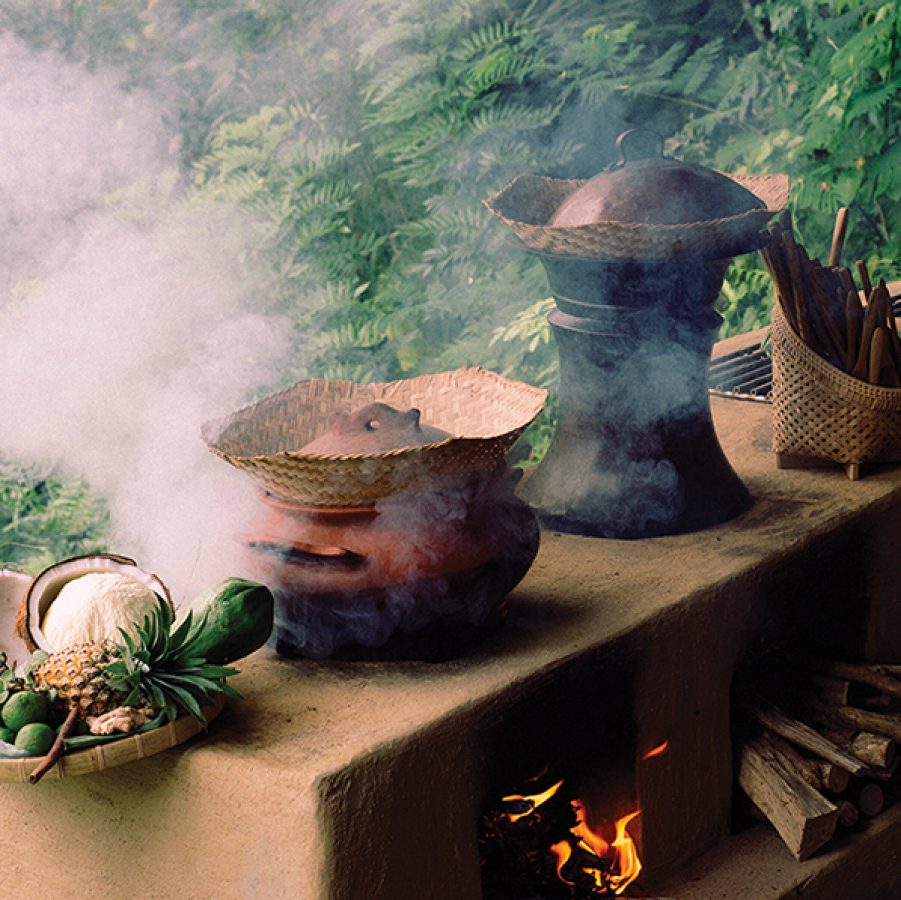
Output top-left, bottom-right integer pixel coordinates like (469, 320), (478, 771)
(708, 297), (901, 403)
(708, 341), (772, 403)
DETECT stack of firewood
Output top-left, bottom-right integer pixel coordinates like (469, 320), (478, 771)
(735, 652), (901, 860)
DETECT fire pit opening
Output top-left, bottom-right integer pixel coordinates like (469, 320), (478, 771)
(479, 730), (652, 898)
(473, 649), (657, 898)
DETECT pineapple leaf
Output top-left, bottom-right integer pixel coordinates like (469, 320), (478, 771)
(160, 682), (206, 723)
(190, 664), (239, 679)
(144, 680), (167, 712)
(157, 672), (242, 701)
(167, 608), (197, 649)
(121, 685), (144, 708)
(118, 628), (137, 655)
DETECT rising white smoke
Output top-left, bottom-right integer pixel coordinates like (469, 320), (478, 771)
(0, 35), (292, 600)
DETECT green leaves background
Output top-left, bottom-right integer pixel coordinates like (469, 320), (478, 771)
(2, 0), (898, 571)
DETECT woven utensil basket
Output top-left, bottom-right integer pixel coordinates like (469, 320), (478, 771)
(771, 303), (901, 477)
(202, 367), (547, 506)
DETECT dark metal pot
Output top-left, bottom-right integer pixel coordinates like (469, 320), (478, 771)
(487, 129), (781, 538)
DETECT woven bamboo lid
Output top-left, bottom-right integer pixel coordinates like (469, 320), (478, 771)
(202, 367), (548, 506)
(484, 171), (789, 260)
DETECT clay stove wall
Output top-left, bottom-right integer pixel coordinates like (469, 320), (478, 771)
(4, 391), (901, 899)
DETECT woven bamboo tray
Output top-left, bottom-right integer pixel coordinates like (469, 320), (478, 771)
(202, 367), (548, 506)
(0, 695), (225, 783)
(771, 303), (901, 479)
(1, 570), (225, 783)
(483, 172), (790, 260)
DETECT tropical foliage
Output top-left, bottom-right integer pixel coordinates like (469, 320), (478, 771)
(1, 0), (898, 570)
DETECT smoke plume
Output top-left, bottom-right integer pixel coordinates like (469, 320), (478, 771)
(0, 35), (292, 600)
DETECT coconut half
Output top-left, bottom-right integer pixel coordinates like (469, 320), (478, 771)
(15, 554), (172, 653)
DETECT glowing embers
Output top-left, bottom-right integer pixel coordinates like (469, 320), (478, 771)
(481, 777), (643, 898)
(641, 741), (669, 761)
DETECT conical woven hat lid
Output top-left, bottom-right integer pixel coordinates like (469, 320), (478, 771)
(202, 367), (547, 506)
(484, 131), (789, 260)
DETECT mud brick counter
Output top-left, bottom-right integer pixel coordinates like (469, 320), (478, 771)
(5, 365), (901, 900)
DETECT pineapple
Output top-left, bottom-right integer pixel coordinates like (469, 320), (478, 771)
(32, 597), (239, 723)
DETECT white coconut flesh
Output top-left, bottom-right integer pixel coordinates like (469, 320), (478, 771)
(22, 555), (171, 652)
(40, 573), (159, 648)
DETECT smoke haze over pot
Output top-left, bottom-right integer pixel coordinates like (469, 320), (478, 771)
(0, 35), (292, 599)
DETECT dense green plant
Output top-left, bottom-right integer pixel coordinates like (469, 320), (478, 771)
(673, 0), (899, 331)
(0, 457), (109, 574)
(2, 1), (898, 567)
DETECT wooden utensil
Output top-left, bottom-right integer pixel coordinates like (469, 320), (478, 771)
(845, 290), (864, 371)
(829, 207), (849, 267)
(852, 292), (885, 380)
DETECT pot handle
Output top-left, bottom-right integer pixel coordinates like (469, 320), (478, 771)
(239, 535), (367, 569)
(614, 129), (665, 166)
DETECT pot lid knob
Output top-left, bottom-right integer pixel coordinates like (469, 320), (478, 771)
(614, 128), (665, 166)
(547, 129), (765, 228)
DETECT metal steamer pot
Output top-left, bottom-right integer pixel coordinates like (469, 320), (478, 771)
(486, 129), (782, 538)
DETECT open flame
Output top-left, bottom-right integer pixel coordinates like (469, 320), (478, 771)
(487, 743), (669, 896)
(550, 801), (642, 896)
(502, 779), (565, 823)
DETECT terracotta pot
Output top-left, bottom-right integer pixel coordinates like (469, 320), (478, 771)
(237, 467), (539, 660)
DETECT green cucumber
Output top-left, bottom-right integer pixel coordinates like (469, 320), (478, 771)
(179, 578), (274, 664)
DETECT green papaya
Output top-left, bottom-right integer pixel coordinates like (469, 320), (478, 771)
(179, 578), (274, 664)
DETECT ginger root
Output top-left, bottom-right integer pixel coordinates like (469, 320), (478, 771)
(87, 706), (154, 736)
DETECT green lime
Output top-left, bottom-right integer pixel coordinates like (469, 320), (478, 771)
(1, 691), (51, 731)
(0, 726), (15, 744)
(14, 722), (55, 757)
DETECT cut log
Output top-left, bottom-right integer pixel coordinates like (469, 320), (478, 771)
(817, 725), (897, 769)
(799, 655), (901, 703)
(738, 735), (839, 861)
(837, 800), (860, 828)
(860, 694), (894, 711)
(862, 756), (899, 782)
(805, 700), (901, 744)
(796, 671), (850, 705)
(851, 732), (896, 769)
(872, 664), (901, 678)
(738, 692), (868, 775)
(757, 731), (834, 793)
(817, 762), (851, 794)
(856, 783), (884, 817)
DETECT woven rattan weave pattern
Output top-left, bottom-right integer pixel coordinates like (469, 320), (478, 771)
(483, 173), (790, 260)
(771, 303), (901, 465)
(202, 368), (547, 506)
